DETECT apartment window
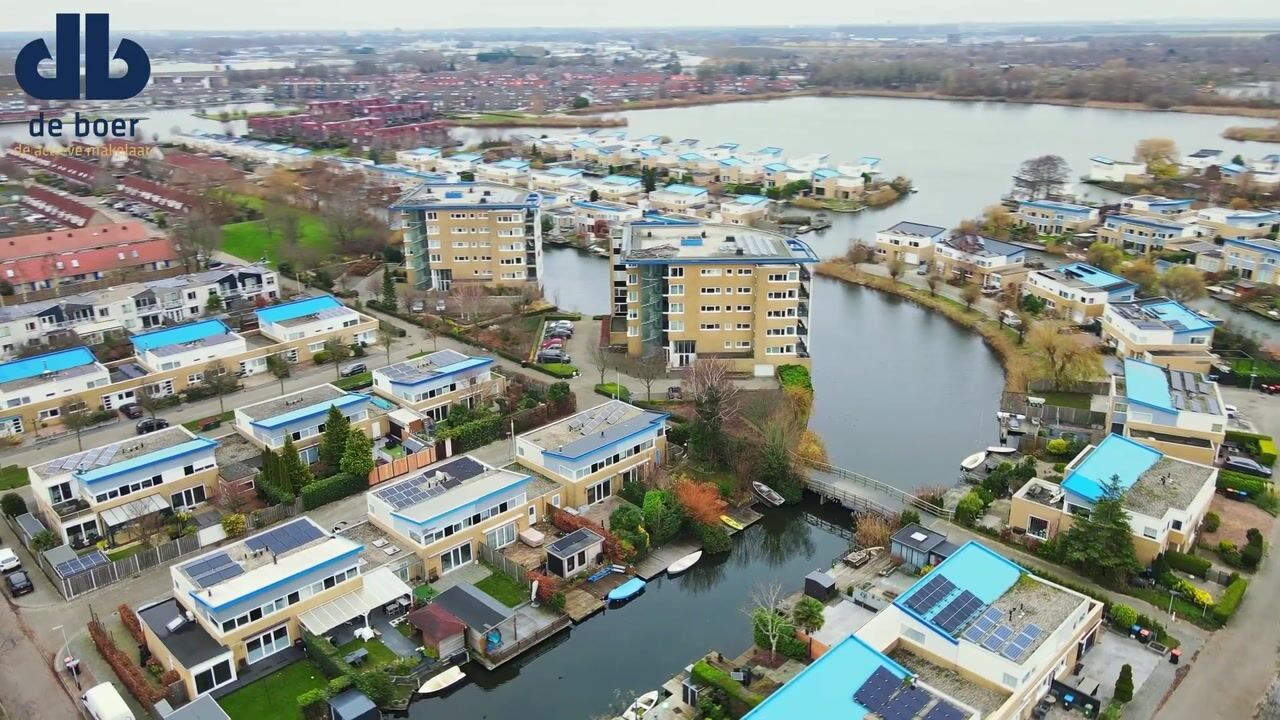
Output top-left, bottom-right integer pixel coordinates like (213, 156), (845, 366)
(700, 269), (722, 277)
(700, 323), (720, 331)
(668, 320), (685, 332)
(736, 305), (751, 313)
(187, 373), (203, 385)
(738, 287), (752, 294)
(425, 212), (438, 220)
(668, 303), (684, 314)
(1143, 526), (1158, 539)
(668, 284), (684, 295)
(736, 323), (751, 331)
(700, 287), (720, 295)
(485, 522), (518, 549)
(668, 268), (684, 278)
(738, 268), (753, 276)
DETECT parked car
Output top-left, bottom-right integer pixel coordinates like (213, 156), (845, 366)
(135, 418), (170, 435)
(340, 363), (368, 378)
(411, 299), (425, 313)
(543, 328), (572, 339)
(1223, 456), (1272, 479)
(5, 570), (33, 597)
(551, 320), (574, 330)
(1260, 382), (1280, 395)
(541, 338), (565, 349)
(916, 263), (930, 276)
(1224, 404), (1239, 419)
(118, 403), (143, 419)
(999, 310), (1022, 329)
(537, 350), (571, 364)
(82, 682), (135, 720)
(0, 548), (21, 573)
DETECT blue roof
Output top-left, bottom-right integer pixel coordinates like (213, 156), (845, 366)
(1062, 434), (1163, 502)
(812, 168), (841, 180)
(1221, 163), (1248, 174)
(600, 174), (641, 186)
(491, 158), (529, 169)
(756, 146), (783, 155)
(78, 437), (218, 485)
(1057, 263), (1133, 291)
(742, 635), (911, 720)
(1020, 199), (1094, 215)
(894, 541), (1022, 638)
(255, 296), (346, 325)
(448, 153), (482, 162)
(764, 162), (794, 172)
(1123, 359), (1175, 412)
(1143, 300), (1214, 334)
(660, 184), (707, 196)
(0, 347), (98, 384)
(131, 320), (231, 353)
(250, 393), (368, 429)
(545, 167), (583, 177)
(1106, 214), (1188, 232)
(856, 156), (881, 166)
(1091, 156), (1117, 165)
(1226, 237), (1280, 256)
(403, 147), (441, 157)
(729, 195), (769, 206)
(677, 152), (705, 161)
(719, 157), (745, 167)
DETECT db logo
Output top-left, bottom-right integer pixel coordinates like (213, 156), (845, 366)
(16, 13), (151, 101)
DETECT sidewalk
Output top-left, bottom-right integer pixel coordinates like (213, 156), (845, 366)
(851, 261), (1004, 320)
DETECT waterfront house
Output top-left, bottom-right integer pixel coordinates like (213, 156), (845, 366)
(932, 234), (1027, 290)
(1105, 359), (1227, 466)
(1096, 214), (1196, 254)
(762, 162), (798, 189)
(515, 400), (667, 508)
(1088, 156), (1147, 183)
(888, 522), (956, 573)
(1222, 237), (1280, 286)
(366, 455), (557, 580)
(1015, 200), (1099, 236)
(529, 167), (586, 193)
(1101, 298), (1217, 373)
(131, 320), (248, 374)
(751, 542), (1103, 720)
(1009, 434), (1217, 563)
(545, 528), (605, 578)
(394, 147), (442, 172)
(372, 349), (501, 423)
(0, 347), (111, 437)
(607, 219), (817, 372)
(646, 183), (711, 216)
(571, 199), (644, 237)
(431, 582), (515, 659)
(1180, 240), (1226, 274)
(588, 174), (646, 203)
(1181, 148), (1223, 172)
(138, 517), (413, 699)
(810, 168), (865, 200)
(1250, 154), (1280, 173)
(233, 384), (375, 464)
(874, 221), (947, 266)
(28, 425), (218, 546)
(1022, 263), (1136, 322)
(436, 152), (484, 175)
(715, 194), (771, 226)
(1118, 194), (1193, 220)
(1190, 207), (1279, 241)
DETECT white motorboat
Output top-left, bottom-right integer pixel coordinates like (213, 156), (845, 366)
(621, 690), (660, 720)
(418, 666), (467, 696)
(667, 550), (703, 576)
(960, 451), (987, 472)
(752, 481), (785, 507)
(986, 446), (1017, 455)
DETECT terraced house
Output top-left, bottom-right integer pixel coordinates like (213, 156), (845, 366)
(1189, 207), (1278, 241)
(1222, 237), (1280, 285)
(0, 347), (111, 437)
(607, 218), (818, 374)
(372, 349), (501, 422)
(515, 399), (668, 509)
(28, 426), (218, 546)
(645, 183), (711, 216)
(1101, 298), (1218, 373)
(1106, 359), (1227, 466)
(1096, 214), (1195, 254)
(1117, 194), (1192, 219)
(234, 384), (375, 464)
(1022, 263), (1136, 323)
(932, 234), (1027, 290)
(395, 182), (543, 291)
(1015, 200), (1099, 236)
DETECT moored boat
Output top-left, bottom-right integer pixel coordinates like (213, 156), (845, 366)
(720, 514), (745, 531)
(666, 550), (702, 576)
(621, 690), (660, 720)
(418, 666), (467, 696)
(607, 577), (647, 603)
(986, 446), (1017, 455)
(960, 451), (987, 471)
(752, 481), (785, 507)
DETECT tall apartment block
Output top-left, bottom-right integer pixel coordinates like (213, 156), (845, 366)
(394, 182), (543, 292)
(607, 218), (817, 375)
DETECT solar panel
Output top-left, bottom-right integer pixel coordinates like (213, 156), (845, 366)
(882, 687), (930, 720)
(962, 623), (987, 643)
(905, 575), (954, 613)
(1172, 394), (1186, 410)
(1170, 371), (1184, 392)
(245, 518), (324, 555)
(923, 701), (965, 720)
(55, 550), (109, 578)
(185, 551), (248, 588)
(854, 667), (899, 714)
(933, 591), (984, 635)
(983, 624), (1013, 652)
(1002, 638), (1030, 661)
(982, 607), (1003, 624)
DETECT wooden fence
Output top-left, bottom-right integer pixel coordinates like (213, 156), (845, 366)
(478, 541), (532, 591)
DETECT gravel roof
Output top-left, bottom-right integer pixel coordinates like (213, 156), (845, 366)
(1122, 456), (1215, 518)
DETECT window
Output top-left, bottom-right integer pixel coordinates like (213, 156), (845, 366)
(700, 269), (722, 277)
(440, 542), (473, 573)
(485, 522), (517, 549)
(245, 626), (290, 664)
(668, 284), (684, 296)
(901, 626), (926, 644)
(193, 659), (233, 695)
(1143, 526), (1158, 539)
(668, 267), (684, 278)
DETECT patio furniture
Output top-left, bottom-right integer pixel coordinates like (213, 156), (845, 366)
(344, 648), (369, 666)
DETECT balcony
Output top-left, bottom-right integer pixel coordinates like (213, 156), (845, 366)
(53, 497), (93, 521)
(799, 266), (811, 282)
(799, 286), (810, 299)
(797, 340), (810, 358)
(797, 321), (808, 336)
(797, 302), (809, 318)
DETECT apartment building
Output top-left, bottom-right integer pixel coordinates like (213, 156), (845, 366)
(1088, 156), (1147, 183)
(475, 158), (531, 186)
(0, 347), (110, 437)
(372, 349), (501, 422)
(1022, 263), (1136, 323)
(932, 234), (1028, 290)
(1117, 194), (1192, 219)
(1190, 207), (1278, 241)
(515, 400), (668, 508)
(0, 223), (177, 296)
(751, 542), (1103, 720)
(1010, 434), (1217, 563)
(1015, 200), (1100, 236)
(28, 426), (218, 545)
(715, 195), (771, 227)
(608, 219), (818, 374)
(117, 176), (200, 215)
(367, 455), (556, 580)
(1222, 237), (1280, 285)
(1101, 298), (1217, 373)
(140, 517), (412, 699)
(646, 184), (711, 216)
(234, 384), (375, 464)
(1107, 359), (1227, 466)
(874, 221), (947, 266)
(395, 182), (543, 291)
(1096, 214), (1196, 254)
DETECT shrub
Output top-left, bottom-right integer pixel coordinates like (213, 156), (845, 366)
(534, 363), (578, 379)
(221, 513), (247, 537)
(696, 521), (731, 554)
(1110, 603), (1138, 629)
(435, 414), (503, 451)
(1163, 550), (1211, 579)
(1046, 438), (1069, 456)
(354, 669), (395, 705)
(955, 490), (985, 526)
(301, 631), (354, 680)
(312, 351), (331, 364)
(1203, 512), (1221, 533)
(1052, 462), (1067, 473)
(594, 383), (631, 401)
(1241, 543), (1263, 570)
(667, 422), (691, 447)
(1, 492), (27, 518)
(1219, 540), (1238, 554)
(297, 688), (329, 718)
(898, 509), (921, 528)
(256, 476), (295, 505)
(1114, 664), (1134, 703)
(691, 659), (764, 709)
(32, 529), (59, 552)
(328, 676), (352, 695)
(1218, 470), (1270, 496)
(1226, 430), (1277, 466)
(301, 473), (368, 510)
(1247, 527), (1264, 547)
(119, 604), (146, 645)
(1212, 576), (1249, 624)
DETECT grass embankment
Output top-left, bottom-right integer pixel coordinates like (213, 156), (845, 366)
(816, 260), (1028, 391)
(1222, 123), (1280, 143)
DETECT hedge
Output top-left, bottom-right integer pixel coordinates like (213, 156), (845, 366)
(595, 383), (631, 401)
(302, 630), (355, 679)
(1212, 576), (1249, 625)
(301, 473), (368, 510)
(256, 477), (295, 506)
(691, 659), (763, 708)
(1226, 430), (1277, 467)
(534, 362), (578, 379)
(777, 364), (813, 392)
(1218, 469), (1271, 496)
(1163, 550), (1211, 579)
(436, 415), (503, 451)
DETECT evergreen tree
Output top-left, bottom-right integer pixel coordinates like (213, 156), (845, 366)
(280, 437), (314, 493)
(1058, 475), (1140, 584)
(340, 430), (374, 480)
(1114, 664), (1134, 703)
(319, 406), (350, 475)
(381, 266), (397, 309)
(259, 447), (280, 489)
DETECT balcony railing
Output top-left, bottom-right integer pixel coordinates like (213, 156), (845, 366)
(53, 497), (93, 521)
(797, 322), (808, 336)
(798, 302), (809, 318)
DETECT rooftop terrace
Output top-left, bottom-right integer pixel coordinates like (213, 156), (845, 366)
(1108, 298), (1215, 335)
(393, 182), (539, 208)
(238, 384), (352, 423)
(376, 349), (490, 386)
(624, 222), (817, 264)
(1036, 263), (1134, 292)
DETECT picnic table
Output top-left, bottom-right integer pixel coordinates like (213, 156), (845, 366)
(343, 648), (369, 666)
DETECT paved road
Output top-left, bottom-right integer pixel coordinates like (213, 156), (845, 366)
(1160, 387), (1280, 720)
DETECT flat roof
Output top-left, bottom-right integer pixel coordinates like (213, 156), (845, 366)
(33, 426), (207, 480)
(652, 183), (707, 197)
(0, 346), (99, 385)
(130, 319), (232, 353)
(1020, 199), (1093, 213)
(1062, 434), (1163, 502)
(138, 598), (226, 668)
(239, 384), (366, 427)
(255, 295), (347, 325)
(623, 221), (817, 264)
(1121, 359), (1221, 416)
(375, 348), (491, 386)
(884, 221), (946, 238)
(1105, 214), (1188, 232)
(547, 528), (603, 558)
(1122, 455), (1216, 518)
(433, 582), (513, 631)
(393, 182), (539, 209)
(1108, 298), (1215, 334)
(1037, 263), (1135, 293)
(520, 400), (666, 459)
(940, 234), (1024, 259)
(373, 455), (531, 525)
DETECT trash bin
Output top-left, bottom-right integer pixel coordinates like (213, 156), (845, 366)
(1169, 648), (1181, 665)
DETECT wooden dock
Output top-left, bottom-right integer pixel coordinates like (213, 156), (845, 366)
(635, 539), (701, 580)
(724, 505), (764, 535)
(563, 570), (634, 622)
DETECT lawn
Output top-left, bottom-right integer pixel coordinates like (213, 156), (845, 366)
(218, 659), (328, 720)
(1038, 391), (1092, 411)
(475, 563), (528, 608)
(220, 199), (335, 266)
(336, 637), (399, 668)
(181, 411), (234, 432)
(333, 372), (373, 391)
(413, 583), (438, 603)
(107, 544), (149, 562)
(595, 383), (631, 401)
(0, 465), (28, 490)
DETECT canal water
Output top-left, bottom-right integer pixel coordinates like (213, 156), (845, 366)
(410, 497), (853, 720)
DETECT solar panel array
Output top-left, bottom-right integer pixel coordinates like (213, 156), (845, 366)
(182, 551), (246, 588)
(982, 624), (1014, 652)
(55, 550), (109, 579)
(373, 468), (466, 510)
(962, 607), (1004, 642)
(44, 443), (121, 473)
(580, 403), (629, 436)
(854, 667), (950, 720)
(933, 590), (984, 635)
(923, 701), (966, 720)
(1000, 624), (1044, 662)
(903, 575), (956, 614)
(245, 518), (326, 556)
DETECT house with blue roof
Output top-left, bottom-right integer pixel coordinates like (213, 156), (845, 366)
(1012, 431), (1218, 563)
(437, 152), (484, 175)
(1102, 297), (1218, 373)
(648, 183), (711, 214)
(30, 425), (219, 546)
(1016, 199), (1100, 235)
(934, 234), (1028, 290)
(571, 199), (643, 235)
(1104, 358), (1227, 467)
(1181, 148), (1223, 171)
(811, 167), (866, 200)
(1097, 213), (1196, 254)
(131, 319), (248, 373)
(530, 166), (586, 192)
(233, 383), (372, 462)
(255, 295), (372, 348)
(1191, 206), (1279, 241)
(516, 399), (668, 508)
(1024, 263), (1136, 322)
(717, 194), (772, 226)
(1119, 194), (1193, 219)
(372, 349), (498, 420)
(475, 158), (531, 186)
(588, 174), (645, 202)
(0, 347), (110, 436)
(753, 540), (1103, 720)
(1222, 236), (1280, 285)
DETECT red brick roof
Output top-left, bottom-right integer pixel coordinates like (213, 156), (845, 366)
(406, 604), (465, 643)
(162, 150), (242, 179)
(0, 223), (152, 261)
(1, 237), (176, 284)
(19, 187), (101, 227)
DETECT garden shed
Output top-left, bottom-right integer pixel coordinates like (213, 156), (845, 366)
(407, 602), (467, 659)
(329, 689), (379, 720)
(890, 523), (957, 572)
(545, 528), (604, 579)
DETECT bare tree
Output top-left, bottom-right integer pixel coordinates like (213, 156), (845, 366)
(452, 283), (486, 323)
(1017, 155), (1070, 199)
(378, 329), (395, 367)
(589, 343), (614, 386)
(743, 582), (792, 663)
(135, 384), (165, 423)
(59, 402), (95, 451)
(1028, 322), (1103, 390)
(624, 351), (666, 401)
(887, 257), (905, 283)
(172, 210), (223, 272)
(202, 361), (240, 414)
(120, 499), (169, 548)
(1134, 138), (1178, 166)
(683, 358), (741, 423)
(323, 338), (353, 379)
(925, 271), (942, 296)
(961, 282), (983, 310)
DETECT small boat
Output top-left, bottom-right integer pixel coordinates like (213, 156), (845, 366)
(608, 577), (646, 603)
(666, 550), (703, 576)
(960, 451), (987, 472)
(752, 481), (785, 507)
(986, 446), (1017, 455)
(418, 666), (467, 695)
(589, 246), (609, 256)
(621, 690), (660, 720)
(720, 515), (745, 531)
(796, 225), (813, 234)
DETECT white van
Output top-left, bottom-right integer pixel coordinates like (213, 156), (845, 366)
(82, 682), (135, 720)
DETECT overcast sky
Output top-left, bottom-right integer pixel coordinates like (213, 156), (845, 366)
(4, 1), (1280, 32)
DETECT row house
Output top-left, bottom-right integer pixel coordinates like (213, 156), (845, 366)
(1096, 214), (1195, 254)
(395, 147), (443, 172)
(19, 187), (112, 228)
(1118, 194), (1193, 219)
(175, 132), (315, 169)
(874, 221), (947, 266)
(475, 159), (531, 186)
(234, 384), (374, 464)
(7, 144), (103, 186)
(372, 349), (502, 423)
(932, 234), (1027, 290)
(254, 295), (376, 346)
(436, 153), (484, 175)
(1022, 262), (1136, 323)
(1101, 297), (1218, 374)
(645, 184), (710, 216)
(1222, 237), (1280, 286)
(569, 199), (643, 237)
(1015, 200), (1099, 235)
(349, 121), (452, 152)
(0, 223), (177, 296)
(131, 319), (249, 374)
(1189, 207), (1278, 241)
(117, 176), (198, 215)
(715, 195), (771, 227)
(0, 347), (111, 438)
(529, 167), (585, 193)
(587, 174), (645, 203)
(160, 151), (245, 187)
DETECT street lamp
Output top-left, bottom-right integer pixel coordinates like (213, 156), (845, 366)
(52, 624), (80, 690)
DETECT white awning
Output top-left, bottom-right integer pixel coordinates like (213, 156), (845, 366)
(299, 567), (413, 636)
(100, 495), (169, 528)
